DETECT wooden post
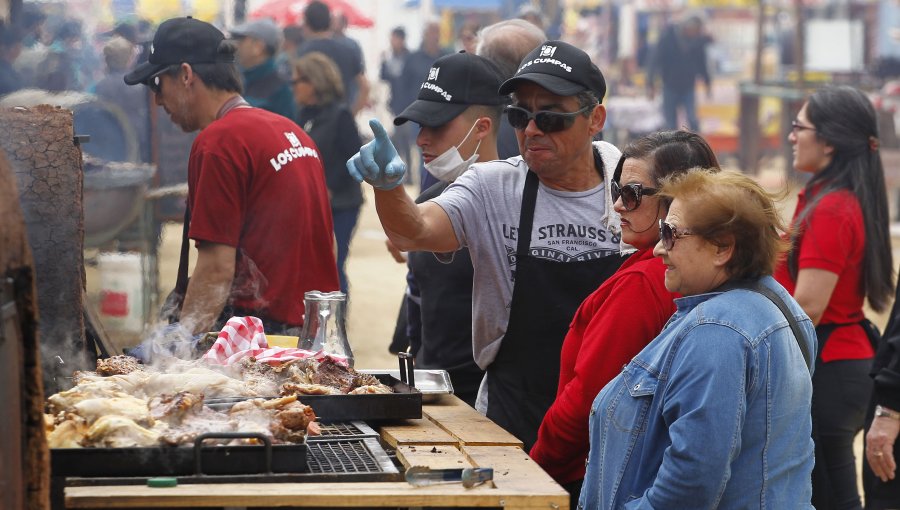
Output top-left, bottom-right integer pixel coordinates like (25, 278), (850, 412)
(739, 0), (766, 174)
(0, 147), (49, 510)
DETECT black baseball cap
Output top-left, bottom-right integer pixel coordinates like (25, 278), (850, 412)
(124, 17), (234, 86)
(499, 40), (607, 101)
(394, 51), (507, 127)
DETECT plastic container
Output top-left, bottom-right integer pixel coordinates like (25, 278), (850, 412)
(97, 252), (144, 333)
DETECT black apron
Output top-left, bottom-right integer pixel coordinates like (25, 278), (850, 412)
(485, 169), (627, 451)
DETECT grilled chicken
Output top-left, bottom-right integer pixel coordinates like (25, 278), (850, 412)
(83, 415), (161, 448)
(96, 355), (144, 376)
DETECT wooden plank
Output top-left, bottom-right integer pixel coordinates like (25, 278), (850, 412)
(424, 396), (523, 447)
(463, 445), (568, 508)
(65, 481), (529, 508)
(395, 444), (472, 470)
(378, 418), (457, 447)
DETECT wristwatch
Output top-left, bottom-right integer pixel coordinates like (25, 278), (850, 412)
(875, 405), (900, 420)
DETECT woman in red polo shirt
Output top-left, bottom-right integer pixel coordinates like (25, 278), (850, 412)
(776, 85), (894, 510)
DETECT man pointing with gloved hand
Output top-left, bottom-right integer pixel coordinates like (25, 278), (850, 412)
(348, 42), (626, 452)
(350, 51), (505, 406)
(348, 119), (407, 190)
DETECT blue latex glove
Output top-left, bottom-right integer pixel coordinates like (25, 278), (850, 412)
(346, 119), (407, 190)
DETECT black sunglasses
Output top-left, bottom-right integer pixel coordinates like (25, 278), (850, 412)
(147, 68), (169, 94)
(505, 104), (593, 133)
(659, 220), (695, 251)
(611, 181), (658, 211)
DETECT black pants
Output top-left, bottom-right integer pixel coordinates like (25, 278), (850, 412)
(812, 358), (873, 510)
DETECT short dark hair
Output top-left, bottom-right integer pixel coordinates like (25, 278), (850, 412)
(304, 1), (331, 32)
(192, 62), (243, 93)
(391, 27), (406, 39)
(283, 25), (304, 46)
(463, 104), (505, 134)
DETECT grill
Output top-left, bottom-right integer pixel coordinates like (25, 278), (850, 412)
(55, 437), (399, 486)
(309, 438), (392, 474)
(313, 421), (380, 440)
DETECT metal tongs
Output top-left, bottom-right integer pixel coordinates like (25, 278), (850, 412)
(405, 466), (493, 488)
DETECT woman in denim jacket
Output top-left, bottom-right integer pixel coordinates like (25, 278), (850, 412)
(579, 169), (817, 510)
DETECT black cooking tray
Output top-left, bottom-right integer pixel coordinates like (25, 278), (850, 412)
(206, 373), (422, 421)
(58, 437), (400, 486)
(51, 432), (307, 478)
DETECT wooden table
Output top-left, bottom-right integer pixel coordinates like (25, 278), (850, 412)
(64, 395), (570, 509)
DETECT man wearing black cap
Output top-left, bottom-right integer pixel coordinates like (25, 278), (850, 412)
(349, 41), (625, 450)
(385, 51), (506, 406)
(124, 17), (338, 340)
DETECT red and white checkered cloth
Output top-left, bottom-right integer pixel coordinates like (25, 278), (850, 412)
(202, 316), (348, 366)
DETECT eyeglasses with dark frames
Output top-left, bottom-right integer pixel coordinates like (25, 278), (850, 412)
(790, 120), (816, 134)
(504, 104), (593, 133)
(611, 181), (659, 211)
(659, 220), (695, 251)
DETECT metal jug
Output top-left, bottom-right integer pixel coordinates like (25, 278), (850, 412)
(298, 291), (353, 367)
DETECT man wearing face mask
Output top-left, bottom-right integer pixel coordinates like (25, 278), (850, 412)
(349, 41), (625, 450)
(393, 51), (505, 406)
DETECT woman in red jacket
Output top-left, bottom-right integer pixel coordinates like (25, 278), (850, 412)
(530, 130), (720, 505)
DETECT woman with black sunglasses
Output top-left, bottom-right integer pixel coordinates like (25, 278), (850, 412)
(775, 86), (894, 510)
(530, 130), (719, 506)
(580, 169), (816, 509)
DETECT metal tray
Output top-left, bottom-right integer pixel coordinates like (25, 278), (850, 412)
(51, 432), (307, 478)
(206, 374), (422, 421)
(360, 369), (454, 403)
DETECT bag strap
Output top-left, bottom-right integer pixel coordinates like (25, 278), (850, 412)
(723, 281), (812, 372)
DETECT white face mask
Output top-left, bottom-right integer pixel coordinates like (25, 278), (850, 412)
(424, 119), (482, 183)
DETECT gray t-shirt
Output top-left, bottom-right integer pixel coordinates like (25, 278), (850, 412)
(431, 141), (623, 370)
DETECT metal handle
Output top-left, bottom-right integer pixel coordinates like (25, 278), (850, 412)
(398, 351), (415, 389)
(193, 432), (273, 475)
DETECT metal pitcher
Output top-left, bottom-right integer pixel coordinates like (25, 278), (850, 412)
(298, 290), (353, 367)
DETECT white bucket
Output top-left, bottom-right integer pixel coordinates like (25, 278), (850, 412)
(98, 252), (144, 333)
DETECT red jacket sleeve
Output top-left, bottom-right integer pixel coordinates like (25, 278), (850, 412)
(529, 258), (676, 484)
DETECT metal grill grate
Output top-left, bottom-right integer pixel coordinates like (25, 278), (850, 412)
(308, 439), (383, 473)
(314, 421), (378, 439)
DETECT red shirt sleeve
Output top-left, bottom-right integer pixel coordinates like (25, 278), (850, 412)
(530, 256), (676, 484)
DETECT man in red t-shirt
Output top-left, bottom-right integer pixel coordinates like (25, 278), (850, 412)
(125, 17), (338, 336)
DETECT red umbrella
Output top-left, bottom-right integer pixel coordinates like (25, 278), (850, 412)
(250, 0), (374, 28)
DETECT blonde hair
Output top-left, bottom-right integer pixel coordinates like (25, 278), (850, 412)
(292, 51), (344, 104)
(659, 168), (789, 279)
